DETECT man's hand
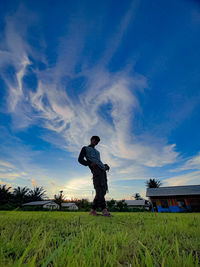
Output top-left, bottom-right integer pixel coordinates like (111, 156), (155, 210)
(104, 164), (110, 171)
(90, 162), (97, 168)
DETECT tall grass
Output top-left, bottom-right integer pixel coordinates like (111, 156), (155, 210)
(0, 211), (199, 266)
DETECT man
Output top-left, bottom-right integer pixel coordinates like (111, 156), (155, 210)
(78, 136), (112, 217)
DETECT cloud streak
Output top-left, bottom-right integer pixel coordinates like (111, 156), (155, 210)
(170, 152), (200, 172)
(164, 170), (200, 187)
(1, 4), (179, 169)
(1, 2), (190, 199)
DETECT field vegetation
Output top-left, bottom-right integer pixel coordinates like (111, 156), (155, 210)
(0, 211), (200, 267)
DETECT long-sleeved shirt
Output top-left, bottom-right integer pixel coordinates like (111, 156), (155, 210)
(78, 145), (105, 170)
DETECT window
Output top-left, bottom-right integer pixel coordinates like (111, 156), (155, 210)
(177, 199), (186, 208)
(161, 199), (169, 208)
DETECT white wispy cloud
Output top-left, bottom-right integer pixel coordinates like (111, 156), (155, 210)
(0, 179), (12, 189)
(170, 152), (200, 172)
(0, 159), (26, 182)
(46, 175), (94, 200)
(163, 170), (200, 186)
(0, 3), (182, 199)
(0, 172), (27, 181)
(29, 65), (177, 170)
(98, 0), (140, 66)
(0, 160), (15, 169)
(183, 153), (200, 170)
(31, 178), (38, 187)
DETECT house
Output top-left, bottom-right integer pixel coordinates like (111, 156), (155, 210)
(146, 185), (200, 212)
(61, 202), (79, 210)
(125, 200), (150, 210)
(113, 199), (150, 210)
(23, 200), (59, 210)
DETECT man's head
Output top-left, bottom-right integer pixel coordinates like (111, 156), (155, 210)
(90, 136), (100, 146)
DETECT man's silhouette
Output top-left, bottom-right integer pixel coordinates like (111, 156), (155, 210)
(78, 136), (111, 217)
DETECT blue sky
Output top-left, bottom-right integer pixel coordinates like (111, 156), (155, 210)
(0, 0), (200, 200)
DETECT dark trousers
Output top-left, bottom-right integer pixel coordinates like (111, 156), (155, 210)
(91, 165), (108, 210)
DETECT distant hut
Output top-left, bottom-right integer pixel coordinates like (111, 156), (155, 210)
(61, 202), (79, 210)
(125, 200), (150, 210)
(23, 200), (59, 210)
(146, 185), (200, 212)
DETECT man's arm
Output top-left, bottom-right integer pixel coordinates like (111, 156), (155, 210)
(104, 164), (110, 171)
(78, 147), (92, 166)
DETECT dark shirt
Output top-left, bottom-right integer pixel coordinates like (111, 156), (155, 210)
(78, 144), (106, 171)
(78, 146), (92, 168)
(78, 145), (108, 192)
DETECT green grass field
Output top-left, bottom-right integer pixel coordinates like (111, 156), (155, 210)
(0, 211), (200, 267)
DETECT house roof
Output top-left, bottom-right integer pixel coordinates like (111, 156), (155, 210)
(125, 200), (147, 206)
(23, 200), (57, 206)
(61, 202), (77, 207)
(146, 185), (200, 197)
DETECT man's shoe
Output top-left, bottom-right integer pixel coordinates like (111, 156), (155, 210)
(89, 209), (98, 216)
(102, 209), (112, 217)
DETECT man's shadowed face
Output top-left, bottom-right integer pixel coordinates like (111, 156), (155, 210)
(90, 138), (99, 147)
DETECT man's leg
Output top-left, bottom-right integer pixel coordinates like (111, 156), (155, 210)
(100, 169), (112, 216)
(92, 186), (106, 210)
(91, 165), (107, 213)
(91, 166), (112, 216)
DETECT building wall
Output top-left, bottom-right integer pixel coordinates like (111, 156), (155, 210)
(128, 205), (149, 210)
(43, 203), (59, 210)
(62, 205), (78, 210)
(68, 205), (78, 210)
(150, 196), (200, 212)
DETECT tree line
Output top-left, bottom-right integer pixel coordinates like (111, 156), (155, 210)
(0, 185), (47, 209)
(0, 178), (162, 211)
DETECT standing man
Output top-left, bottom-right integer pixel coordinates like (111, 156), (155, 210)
(78, 136), (112, 217)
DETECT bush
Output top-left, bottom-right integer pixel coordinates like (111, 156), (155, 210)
(127, 207), (146, 212)
(21, 205), (47, 211)
(0, 203), (16, 210)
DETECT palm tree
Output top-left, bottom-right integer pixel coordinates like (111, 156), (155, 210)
(133, 193), (143, 200)
(146, 178), (162, 188)
(0, 184), (12, 205)
(54, 190), (64, 209)
(28, 186), (47, 201)
(13, 186), (30, 206)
